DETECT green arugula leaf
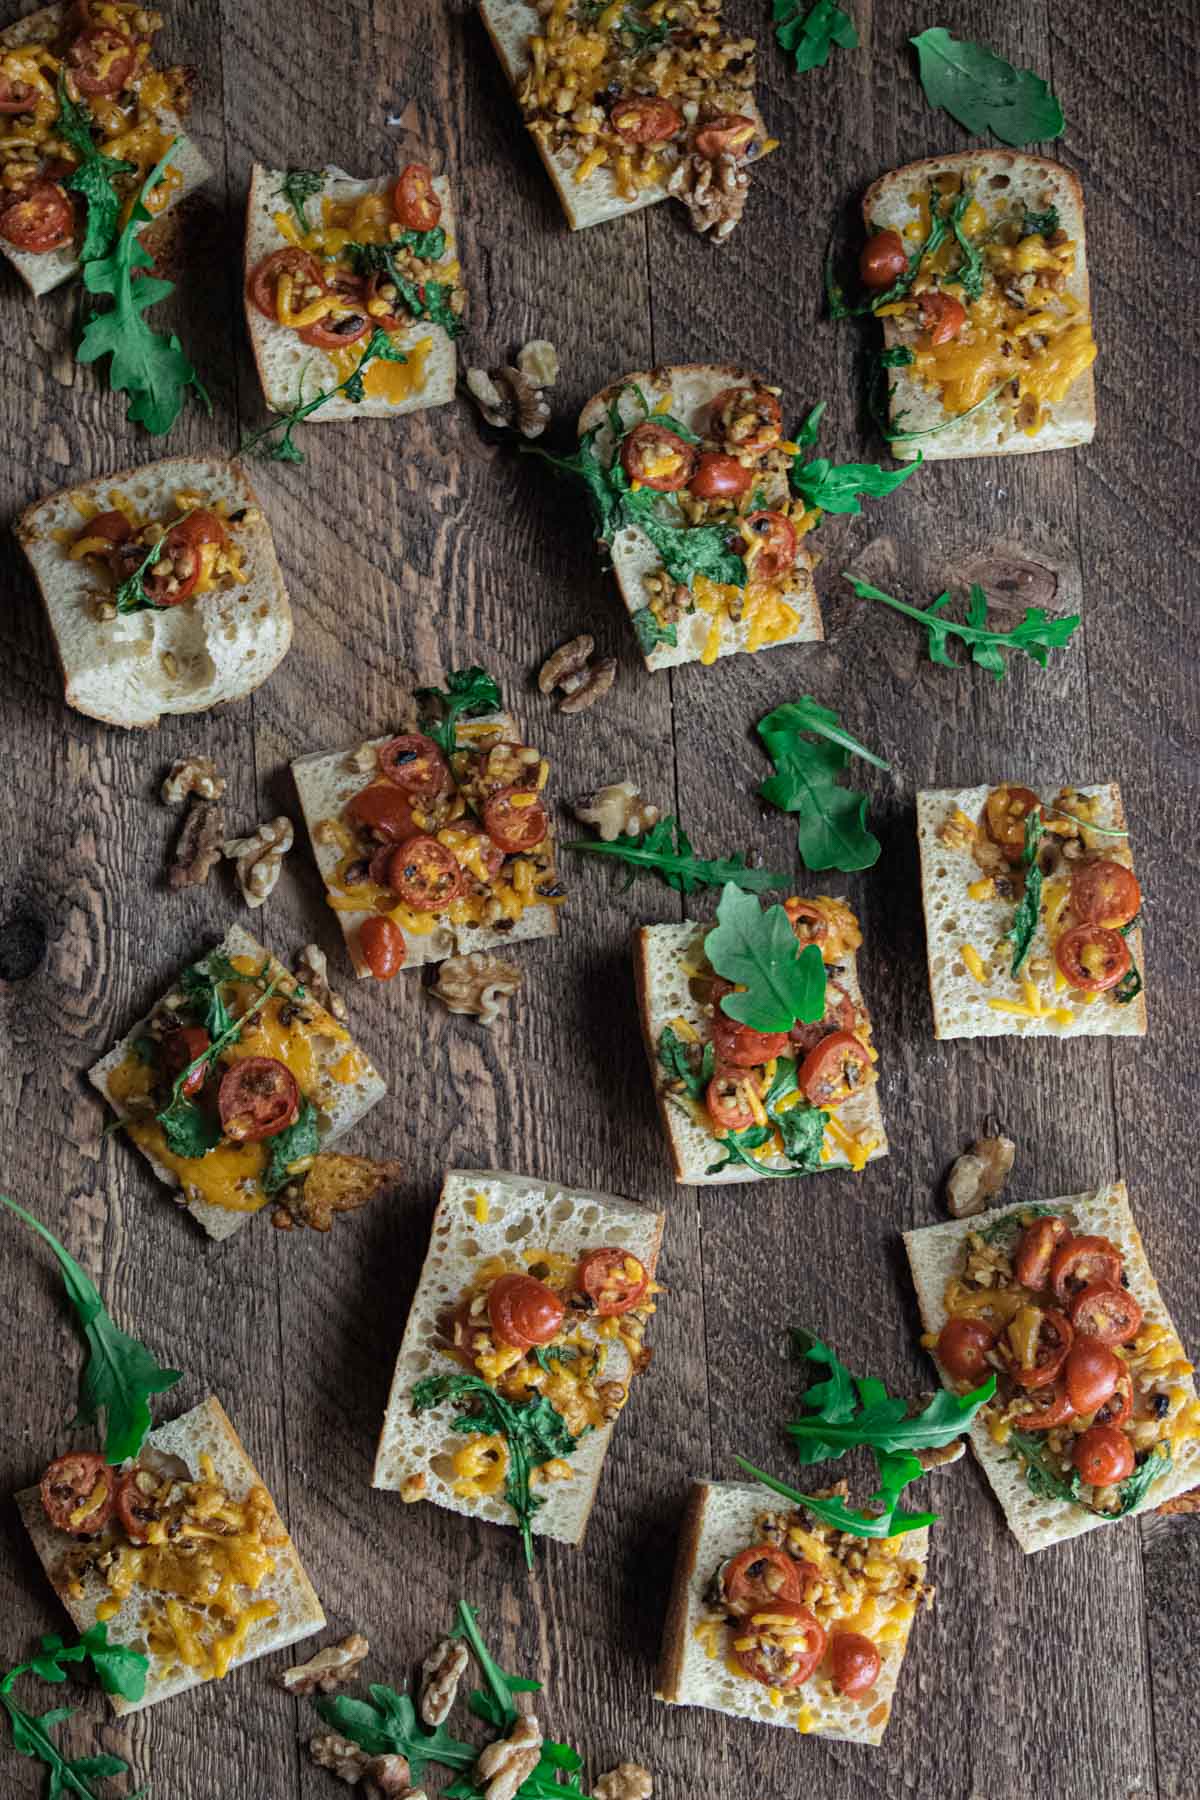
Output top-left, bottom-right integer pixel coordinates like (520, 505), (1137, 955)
(1009, 1432), (1169, 1517)
(757, 697), (887, 873)
(414, 667), (503, 757)
(154, 959), (281, 1152)
(630, 605), (677, 654)
(524, 427), (624, 546)
(1007, 809), (1045, 977)
(180, 950), (239, 1039)
(347, 242), (464, 337)
(826, 191), (951, 320)
(620, 484), (746, 588)
(792, 1330), (857, 1421)
(910, 28), (1064, 148)
(879, 346), (915, 369)
(395, 223), (447, 260)
(703, 1058), (828, 1179)
(452, 1602), (541, 1732)
(877, 380), (1008, 445)
(112, 534), (165, 615)
(0, 1196), (181, 1464)
(734, 1456), (936, 1538)
(657, 1026), (713, 1103)
(157, 1101), (222, 1159)
(1, 1694), (127, 1800)
(703, 884), (827, 1033)
(795, 400), (826, 445)
(773, 0), (858, 72)
(943, 185), (986, 300)
(565, 816), (787, 896)
(240, 327), (409, 463)
(791, 451), (921, 514)
(1021, 204), (1060, 239)
(615, 5), (672, 49)
(54, 78), (135, 262)
(263, 1098), (320, 1197)
(1110, 1442), (1172, 1515)
(274, 168), (324, 233)
(843, 576), (1081, 679)
(315, 1685), (475, 1780)
(75, 1625), (147, 1704)
(1113, 961), (1143, 1006)
(787, 1372), (996, 1461)
(976, 1203), (1061, 1246)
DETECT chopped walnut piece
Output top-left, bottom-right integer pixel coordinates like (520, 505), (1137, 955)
(572, 783), (660, 842)
(309, 1731), (372, 1783)
(295, 943), (348, 1022)
(345, 742), (377, 774)
(945, 1135), (1016, 1218)
(364, 1760), (420, 1799)
(278, 1633), (370, 1696)
(431, 953), (522, 1027)
(161, 755), (226, 803)
(167, 796), (225, 890)
(477, 1714), (543, 1800)
(537, 635), (616, 713)
(419, 1636), (469, 1727)
(399, 1472), (427, 1503)
(222, 815), (293, 908)
(594, 1765), (653, 1800)
(272, 1152), (402, 1233)
(466, 340), (558, 437)
(666, 149), (749, 240)
(915, 1439), (966, 1472)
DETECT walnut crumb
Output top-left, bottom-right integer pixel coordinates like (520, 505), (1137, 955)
(222, 815), (293, 907)
(161, 754), (226, 803)
(277, 1633), (369, 1696)
(572, 783), (659, 842)
(594, 1765), (653, 1800)
(431, 953), (522, 1027)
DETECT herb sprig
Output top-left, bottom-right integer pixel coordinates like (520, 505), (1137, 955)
(757, 697), (887, 872)
(263, 1099), (319, 1196)
(843, 576), (1081, 679)
(704, 882), (827, 1033)
(565, 816), (788, 895)
(54, 79), (134, 262)
(348, 242), (464, 338)
(773, 0), (858, 72)
(703, 1057), (828, 1179)
(1007, 808), (1045, 977)
(910, 28), (1065, 148)
(240, 327), (409, 464)
(1, 1626), (148, 1800)
(789, 401), (922, 513)
(112, 535), (166, 615)
(274, 168), (324, 233)
(414, 667), (503, 757)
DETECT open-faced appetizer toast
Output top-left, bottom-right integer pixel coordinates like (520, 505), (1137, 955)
(656, 1480), (929, 1746)
(20, 1397), (324, 1710)
(856, 151), (1096, 462)
(91, 924), (387, 1241)
(244, 160), (465, 421)
(916, 782), (1146, 1040)
(17, 456), (291, 729)
(292, 667), (565, 977)
(905, 1183), (1200, 1552)
(0, 0), (208, 296)
(635, 885), (887, 1184)
(373, 1170), (664, 1566)
(480, 0), (769, 236)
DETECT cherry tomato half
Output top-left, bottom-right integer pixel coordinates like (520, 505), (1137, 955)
(829, 1631), (882, 1698)
(140, 509), (227, 606)
(1064, 1336), (1121, 1415)
(247, 247), (326, 323)
(1054, 924), (1132, 994)
(393, 162), (441, 231)
(859, 229), (907, 290)
(1051, 1235), (1123, 1305)
(984, 785), (1043, 863)
(487, 1272), (565, 1349)
(788, 981), (856, 1056)
(733, 1602), (826, 1692)
(620, 422), (696, 492)
(610, 95), (682, 144)
(1009, 1307), (1073, 1390)
(364, 270), (406, 331)
(347, 780), (419, 843)
(1069, 859), (1141, 930)
(745, 511), (798, 583)
(377, 733), (451, 799)
(298, 285), (369, 350)
(689, 451), (752, 502)
(0, 180), (73, 251)
(217, 1056), (300, 1143)
(1013, 1215), (1070, 1291)
(1093, 1364), (1134, 1429)
(67, 25), (135, 96)
(160, 1025), (211, 1099)
(359, 914), (405, 980)
(0, 71), (42, 113)
(936, 1316), (997, 1383)
(40, 1452), (113, 1536)
(386, 835), (464, 912)
(706, 1073), (756, 1131)
(577, 1248), (649, 1316)
(722, 1545), (812, 1615)
(1072, 1423), (1134, 1487)
(483, 786), (548, 854)
(710, 1006), (789, 1073)
(694, 113), (757, 159)
(919, 290), (967, 344)
(784, 898), (828, 948)
(1069, 1281), (1143, 1346)
(115, 1467), (161, 1545)
(78, 508), (132, 554)
(710, 385), (783, 455)
(797, 1029), (871, 1109)
(1009, 1377), (1075, 1430)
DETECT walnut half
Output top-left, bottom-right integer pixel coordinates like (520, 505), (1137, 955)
(594, 1765), (653, 1800)
(419, 1636), (469, 1726)
(167, 795), (225, 889)
(222, 815), (293, 908)
(476, 1715), (543, 1800)
(537, 634), (616, 713)
(572, 783), (659, 842)
(466, 339), (558, 437)
(277, 1633), (369, 1696)
(945, 1135), (1016, 1218)
(161, 754), (226, 803)
(431, 953), (522, 1028)
(294, 943), (348, 1022)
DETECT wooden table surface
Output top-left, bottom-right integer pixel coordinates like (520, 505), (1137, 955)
(1, 1), (1197, 1795)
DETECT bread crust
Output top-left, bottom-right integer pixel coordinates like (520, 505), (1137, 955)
(654, 1480), (708, 1703)
(861, 149), (1085, 225)
(632, 926), (687, 1185)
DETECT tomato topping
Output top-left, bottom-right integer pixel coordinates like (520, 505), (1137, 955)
(610, 95), (682, 143)
(783, 899), (828, 947)
(138, 509), (227, 606)
(40, 1452), (113, 1536)
(732, 1601), (826, 1692)
(710, 385), (783, 455)
(688, 451), (752, 502)
(706, 1074), (756, 1131)
(247, 247), (327, 322)
(620, 422), (697, 492)
(115, 1467), (161, 1545)
(359, 915), (405, 980)
(1063, 1336), (1121, 1415)
(298, 288), (369, 350)
(694, 113), (757, 158)
(859, 229), (908, 289)
(1092, 1364), (1134, 1429)
(67, 26), (135, 96)
(710, 1005), (789, 1072)
(1072, 1423), (1134, 1487)
(745, 511), (798, 583)
(1051, 1235), (1123, 1305)
(1012, 1215), (1070, 1291)
(0, 72), (41, 113)
(483, 786), (548, 854)
(722, 1546), (812, 1614)
(347, 781), (419, 842)
(797, 1030), (871, 1109)
(1069, 1281), (1143, 1346)
(394, 162), (441, 231)
(386, 835), (464, 912)
(377, 733), (451, 799)
(1009, 1377), (1075, 1430)
(829, 1631), (882, 1698)
(577, 1248), (649, 1316)
(487, 1272), (565, 1349)
(217, 1057), (300, 1143)
(363, 270), (407, 331)
(1009, 1307), (1073, 1390)
(1069, 859), (1141, 930)
(160, 1025), (211, 1098)
(1054, 923), (1132, 993)
(78, 509), (132, 553)
(368, 843), (398, 888)
(787, 980), (856, 1055)
(936, 1316), (997, 1383)
(983, 785), (1042, 862)
(0, 180), (73, 251)
(918, 290), (967, 344)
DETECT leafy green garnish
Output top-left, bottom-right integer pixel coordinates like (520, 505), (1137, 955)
(615, 5), (672, 50)
(773, 0), (858, 72)
(1021, 204), (1060, 239)
(525, 428), (623, 547)
(943, 185), (986, 300)
(879, 346), (915, 369)
(825, 190), (950, 320)
(263, 1099), (320, 1196)
(1011, 1433), (1171, 1517)
(657, 1026), (714, 1103)
(395, 223), (447, 261)
(154, 958), (281, 1156)
(274, 169), (324, 234)
(414, 667), (503, 757)
(446, 1604), (587, 1799)
(239, 327), (409, 463)
(757, 697), (887, 873)
(704, 1058), (828, 1179)
(315, 1686), (476, 1781)
(348, 242), (464, 338)
(788, 398), (922, 515)
(704, 883), (827, 1034)
(565, 817), (787, 896)
(179, 951), (239, 1038)
(1007, 808), (1045, 977)
(975, 1203), (1060, 1246)
(735, 1456), (935, 1539)
(0, 1196), (181, 1464)
(54, 79), (134, 261)
(876, 380), (1008, 445)
(843, 576), (1080, 679)
(911, 28), (1064, 148)
(630, 606), (677, 654)
(1113, 962), (1143, 1006)
(1, 1626), (149, 1799)
(112, 534), (165, 615)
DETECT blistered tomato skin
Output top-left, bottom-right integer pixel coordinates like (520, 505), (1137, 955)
(359, 915), (405, 980)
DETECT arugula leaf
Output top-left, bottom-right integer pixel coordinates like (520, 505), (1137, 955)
(112, 534), (165, 615)
(347, 242), (464, 337)
(157, 1102), (222, 1159)
(826, 191), (951, 321)
(787, 1370), (996, 1460)
(263, 1099), (320, 1196)
(943, 185), (986, 300)
(565, 816), (787, 895)
(615, 5), (672, 49)
(452, 1602), (541, 1732)
(879, 346), (915, 369)
(975, 1203), (1061, 1246)
(524, 428), (624, 547)
(773, 0), (858, 72)
(274, 168), (324, 233)
(793, 1329), (856, 1421)
(791, 450), (921, 515)
(315, 1685), (475, 1780)
(395, 223), (447, 261)
(630, 605), (677, 654)
(1113, 961), (1143, 1006)
(1007, 809), (1045, 977)
(6, 1625), (146, 1707)
(240, 327), (409, 463)
(704, 1058), (828, 1179)
(1111, 1442), (1172, 1515)
(620, 484), (746, 588)
(1, 1694), (129, 1800)
(843, 576), (1080, 679)
(878, 380), (1009, 445)
(0, 1196), (181, 1465)
(1009, 1431), (1168, 1517)
(657, 1026), (712, 1103)
(795, 401), (826, 445)
(704, 885), (826, 1034)
(54, 78), (135, 262)
(1021, 204), (1060, 239)
(414, 667), (503, 757)
(911, 29), (1064, 147)
(757, 697), (887, 873)
(180, 950), (239, 1039)
(155, 960), (281, 1152)
(734, 1455), (936, 1538)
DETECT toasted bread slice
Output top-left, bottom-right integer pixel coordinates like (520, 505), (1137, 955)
(864, 151), (1096, 462)
(915, 783), (1147, 1040)
(17, 456), (291, 729)
(0, 2), (210, 298)
(372, 1170), (664, 1549)
(17, 1397), (324, 1711)
(633, 917), (888, 1185)
(577, 366), (822, 670)
(904, 1184), (1200, 1552)
(89, 924), (387, 1241)
(244, 163), (460, 420)
(656, 1480), (928, 1745)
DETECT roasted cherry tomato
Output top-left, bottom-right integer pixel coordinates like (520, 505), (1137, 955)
(984, 784), (1043, 862)
(359, 914), (405, 980)
(710, 384), (783, 455)
(139, 509), (227, 606)
(377, 733), (451, 800)
(688, 451), (752, 502)
(0, 180), (72, 251)
(1069, 1281), (1143, 1346)
(830, 1631), (882, 1698)
(1072, 1423), (1134, 1487)
(368, 843), (398, 889)
(1054, 923), (1132, 994)
(787, 980), (856, 1056)
(732, 1601), (826, 1692)
(936, 1316), (996, 1383)
(393, 162), (441, 231)
(363, 270), (406, 331)
(710, 1006), (789, 1072)
(160, 1025), (211, 1099)
(386, 835), (463, 912)
(1010, 1307), (1073, 1390)
(1012, 1215), (1070, 1291)
(722, 1545), (812, 1614)
(347, 781), (419, 842)
(919, 290), (967, 344)
(115, 1467), (161, 1545)
(783, 899), (829, 948)
(67, 25), (135, 96)
(620, 421), (696, 492)
(247, 247), (327, 322)
(487, 1272), (566, 1349)
(217, 1056), (300, 1143)
(483, 786), (548, 854)
(78, 509), (133, 553)
(1064, 1336), (1121, 1415)
(797, 1029), (871, 1109)
(744, 510), (798, 583)
(577, 1247), (649, 1316)
(0, 71), (41, 112)
(610, 95), (682, 143)
(858, 228), (907, 289)
(1009, 1377), (1075, 1430)
(298, 288), (369, 350)
(40, 1452), (113, 1536)
(1051, 1235), (1123, 1305)
(1069, 859), (1141, 930)
(694, 113), (757, 158)
(1093, 1364), (1134, 1429)
(706, 1073), (756, 1131)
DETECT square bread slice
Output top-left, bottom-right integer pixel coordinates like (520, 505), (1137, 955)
(904, 1183), (1200, 1552)
(16, 455), (292, 729)
(17, 1396), (324, 1712)
(578, 366), (823, 671)
(90, 923), (386, 1241)
(373, 1169), (664, 1549)
(656, 1480), (928, 1746)
(0, 2), (210, 297)
(864, 151), (1096, 462)
(915, 783), (1147, 1040)
(244, 162), (460, 420)
(292, 713), (561, 975)
(633, 918), (888, 1185)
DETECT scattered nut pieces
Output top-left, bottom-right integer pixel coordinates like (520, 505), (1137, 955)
(431, 953), (522, 1027)
(477, 1714), (543, 1800)
(666, 149), (749, 241)
(419, 1636), (470, 1727)
(278, 1633), (370, 1697)
(399, 1472), (427, 1503)
(945, 1135), (1016, 1218)
(538, 634), (616, 713)
(161, 755), (226, 804)
(363, 1759), (420, 1800)
(594, 1764), (653, 1800)
(572, 783), (660, 843)
(167, 796), (225, 890)
(222, 815), (293, 908)
(295, 943), (348, 1022)
(466, 339), (558, 438)
(309, 1731), (372, 1783)
(271, 1152), (402, 1233)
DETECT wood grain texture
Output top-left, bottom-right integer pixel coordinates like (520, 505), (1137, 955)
(0, 0), (1196, 1796)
